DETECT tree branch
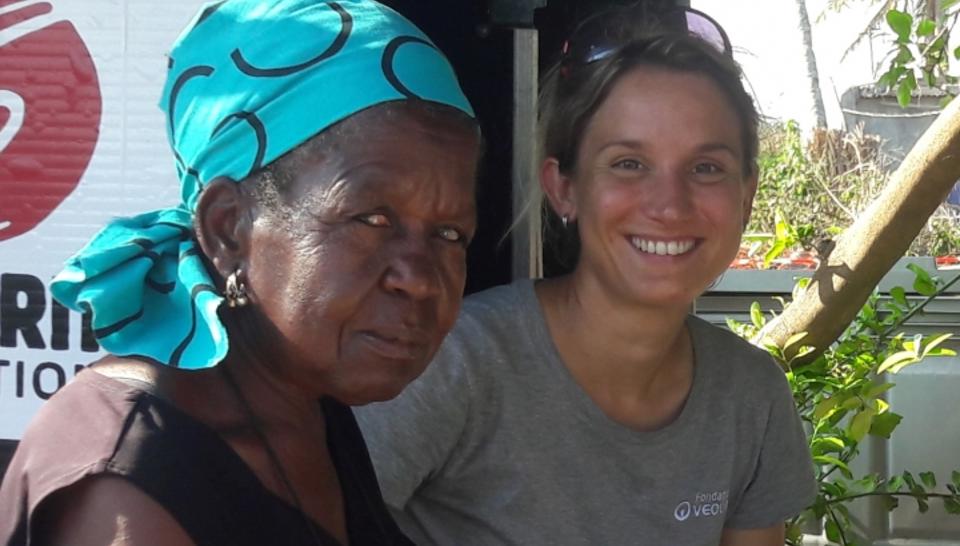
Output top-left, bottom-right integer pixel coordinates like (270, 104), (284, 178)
(754, 93), (960, 361)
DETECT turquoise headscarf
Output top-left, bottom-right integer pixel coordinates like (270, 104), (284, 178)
(50, 0), (474, 369)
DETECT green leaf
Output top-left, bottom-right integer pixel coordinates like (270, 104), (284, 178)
(877, 65), (906, 89)
(897, 80), (914, 107)
(750, 302), (764, 329)
(917, 496), (930, 513)
(883, 495), (900, 511)
(815, 455), (853, 479)
(725, 317), (742, 332)
(929, 36), (946, 55)
(870, 412), (903, 439)
(921, 333), (953, 357)
(783, 331), (809, 351)
(852, 475), (879, 494)
(763, 242), (787, 268)
(878, 350), (920, 374)
(785, 521), (804, 544)
(907, 263), (938, 296)
(841, 396), (863, 411)
(945, 497), (960, 515)
(953, 470), (960, 488)
(775, 213), (790, 240)
(814, 396), (841, 420)
(849, 407), (877, 442)
(920, 471), (937, 488)
(895, 44), (915, 64)
(954, 45), (960, 60)
(812, 436), (846, 455)
(886, 9), (913, 42)
(889, 286), (908, 308)
(916, 18), (936, 37)
(865, 381), (895, 398)
(825, 518), (842, 542)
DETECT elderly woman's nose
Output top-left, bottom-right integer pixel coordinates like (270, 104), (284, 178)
(382, 241), (443, 299)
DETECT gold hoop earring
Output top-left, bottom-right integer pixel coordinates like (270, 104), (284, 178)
(225, 268), (249, 308)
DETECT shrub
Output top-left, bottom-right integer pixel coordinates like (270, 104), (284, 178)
(748, 121), (960, 262)
(729, 267), (960, 545)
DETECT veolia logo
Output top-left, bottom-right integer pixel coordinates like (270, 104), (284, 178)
(0, 1), (102, 242)
(673, 490), (729, 522)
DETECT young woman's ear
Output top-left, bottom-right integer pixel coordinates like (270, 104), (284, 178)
(540, 158), (578, 222)
(194, 177), (253, 281)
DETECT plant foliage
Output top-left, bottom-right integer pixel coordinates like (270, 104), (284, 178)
(747, 121), (960, 263)
(824, 0), (959, 106)
(728, 269), (960, 545)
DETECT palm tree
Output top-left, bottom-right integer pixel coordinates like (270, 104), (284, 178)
(796, 0), (829, 127)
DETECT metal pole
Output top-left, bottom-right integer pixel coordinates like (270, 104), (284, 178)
(511, 28), (542, 280)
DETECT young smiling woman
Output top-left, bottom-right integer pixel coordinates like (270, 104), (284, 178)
(357, 7), (816, 546)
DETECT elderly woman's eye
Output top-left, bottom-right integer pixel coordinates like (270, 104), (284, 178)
(437, 226), (464, 243)
(358, 213), (391, 227)
(612, 159), (643, 170)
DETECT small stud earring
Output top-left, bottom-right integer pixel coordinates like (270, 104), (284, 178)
(562, 215), (569, 228)
(225, 268), (249, 308)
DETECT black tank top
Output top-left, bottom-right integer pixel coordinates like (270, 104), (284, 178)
(0, 370), (413, 545)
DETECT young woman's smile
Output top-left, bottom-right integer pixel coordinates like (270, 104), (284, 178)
(564, 65), (757, 308)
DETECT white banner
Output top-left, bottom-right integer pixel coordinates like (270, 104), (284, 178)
(0, 0), (207, 440)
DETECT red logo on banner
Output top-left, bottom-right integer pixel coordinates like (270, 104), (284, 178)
(0, 1), (102, 242)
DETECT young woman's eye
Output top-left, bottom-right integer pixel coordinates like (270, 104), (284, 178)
(437, 226), (465, 243)
(691, 162), (727, 182)
(357, 213), (391, 227)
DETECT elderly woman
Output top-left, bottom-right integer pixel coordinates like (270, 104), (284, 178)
(357, 6), (816, 546)
(0, 1), (479, 544)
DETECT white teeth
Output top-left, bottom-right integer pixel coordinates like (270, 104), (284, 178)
(630, 237), (694, 256)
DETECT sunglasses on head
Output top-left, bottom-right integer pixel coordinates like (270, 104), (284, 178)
(560, 6), (732, 69)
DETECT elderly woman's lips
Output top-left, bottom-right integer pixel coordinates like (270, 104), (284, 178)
(359, 331), (426, 361)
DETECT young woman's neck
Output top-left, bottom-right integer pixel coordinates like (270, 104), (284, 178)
(537, 269), (694, 405)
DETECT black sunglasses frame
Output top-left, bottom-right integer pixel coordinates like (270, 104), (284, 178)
(559, 5), (733, 71)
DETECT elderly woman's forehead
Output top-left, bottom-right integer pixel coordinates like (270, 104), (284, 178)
(336, 101), (477, 138)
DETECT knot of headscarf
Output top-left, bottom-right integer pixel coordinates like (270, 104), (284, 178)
(50, 0), (474, 369)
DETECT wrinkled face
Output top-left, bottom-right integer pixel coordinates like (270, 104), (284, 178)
(246, 105), (479, 404)
(568, 66), (756, 307)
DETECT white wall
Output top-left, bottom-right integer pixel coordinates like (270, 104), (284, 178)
(692, 0), (959, 130)
(0, 0), (209, 439)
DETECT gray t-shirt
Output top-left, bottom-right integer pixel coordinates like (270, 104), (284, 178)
(357, 280), (816, 546)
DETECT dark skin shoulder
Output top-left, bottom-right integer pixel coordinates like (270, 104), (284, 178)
(29, 358), (210, 546)
(36, 357), (347, 544)
(34, 474), (195, 546)
(76, 356), (346, 545)
(87, 356), (230, 426)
